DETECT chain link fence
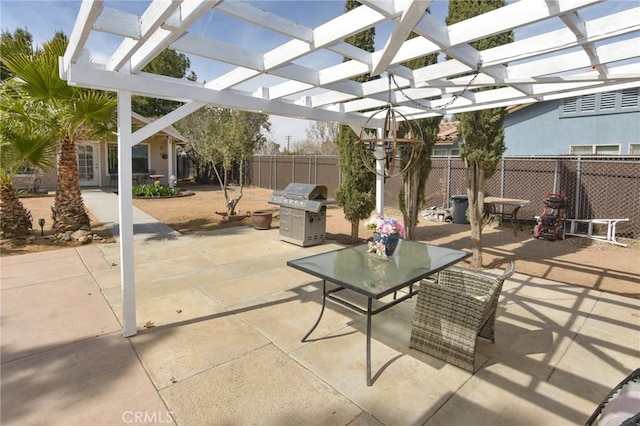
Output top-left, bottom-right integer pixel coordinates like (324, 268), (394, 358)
(249, 155), (640, 239)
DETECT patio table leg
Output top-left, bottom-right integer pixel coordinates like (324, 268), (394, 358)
(301, 280), (327, 342)
(366, 298), (373, 386)
(510, 206), (522, 237)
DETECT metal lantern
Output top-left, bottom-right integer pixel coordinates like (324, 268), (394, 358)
(356, 103), (424, 178)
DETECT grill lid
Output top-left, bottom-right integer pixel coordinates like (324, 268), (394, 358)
(281, 183), (327, 199)
(268, 183), (327, 213)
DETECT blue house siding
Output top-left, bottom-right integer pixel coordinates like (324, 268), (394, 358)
(504, 91), (640, 155)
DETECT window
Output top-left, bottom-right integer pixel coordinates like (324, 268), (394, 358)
(107, 143), (150, 174)
(630, 144), (640, 155)
(570, 144), (620, 155)
(450, 149), (461, 156)
(432, 148), (447, 156)
(595, 145), (620, 155)
(561, 88), (640, 117)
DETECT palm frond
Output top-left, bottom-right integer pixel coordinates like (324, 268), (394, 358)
(3, 37), (71, 100)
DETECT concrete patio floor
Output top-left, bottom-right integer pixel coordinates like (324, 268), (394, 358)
(1, 190), (638, 425)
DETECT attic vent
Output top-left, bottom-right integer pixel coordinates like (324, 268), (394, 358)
(600, 92), (616, 110)
(562, 97), (578, 114)
(621, 88), (639, 109)
(581, 94), (596, 111)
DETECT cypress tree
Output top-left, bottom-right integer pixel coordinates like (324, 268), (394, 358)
(335, 0), (377, 242)
(446, 0), (513, 268)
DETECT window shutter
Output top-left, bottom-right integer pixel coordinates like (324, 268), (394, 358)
(581, 94), (596, 112)
(562, 97), (578, 114)
(600, 92), (616, 110)
(621, 88), (639, 109)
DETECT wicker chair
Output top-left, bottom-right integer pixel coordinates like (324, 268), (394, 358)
(410, 261), (516, 372)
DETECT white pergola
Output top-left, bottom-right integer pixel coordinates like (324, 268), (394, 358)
(61, 0), (640, 336)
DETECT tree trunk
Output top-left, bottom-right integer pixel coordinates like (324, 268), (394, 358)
(403, 168), (420, 241)
(0, 182), (32, 237)
(350, 220), (359, 243)
(52, 137), (90, 232)
(466, 161), (486, 269)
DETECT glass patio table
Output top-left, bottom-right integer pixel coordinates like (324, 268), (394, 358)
(287, 239), (470, 386)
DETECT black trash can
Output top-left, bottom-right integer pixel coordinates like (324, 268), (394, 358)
(451, 195), (470, 224)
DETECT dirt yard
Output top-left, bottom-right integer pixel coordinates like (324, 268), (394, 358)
(3, 184), (638, 298)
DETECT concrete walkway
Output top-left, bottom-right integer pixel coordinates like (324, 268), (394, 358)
(1, 189), (638, 425)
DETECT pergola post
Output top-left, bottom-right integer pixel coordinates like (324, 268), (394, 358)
(167, 136), (174, 180)
(117, 82), (137, 338)
(375, 128), (385, 216)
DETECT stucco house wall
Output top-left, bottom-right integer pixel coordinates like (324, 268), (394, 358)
(504, 89), (640, 156)
(13, 113), (185, 192)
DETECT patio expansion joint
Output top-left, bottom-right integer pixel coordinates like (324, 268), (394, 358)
(0, 329), (124, 366)
(151, 341), (274, 392)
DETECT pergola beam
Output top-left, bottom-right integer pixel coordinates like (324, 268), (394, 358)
(370, 0), (432, 76)
(66, 63), (376, 127)
(62, 0), (103, 72)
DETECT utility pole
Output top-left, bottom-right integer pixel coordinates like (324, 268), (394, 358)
(285, 135), (292, 153)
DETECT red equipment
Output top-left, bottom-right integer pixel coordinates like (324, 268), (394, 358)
(533, 193), (566, 241)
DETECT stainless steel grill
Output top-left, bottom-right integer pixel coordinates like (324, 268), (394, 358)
(268, 183), (327, 247)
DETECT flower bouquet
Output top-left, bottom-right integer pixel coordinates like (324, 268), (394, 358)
(365, 215), (405, 258)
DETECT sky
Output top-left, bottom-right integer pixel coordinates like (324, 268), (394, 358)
(1, 0), (635, 148)
(0, 0), (365, 147)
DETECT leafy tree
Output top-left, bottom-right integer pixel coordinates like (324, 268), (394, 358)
(398, 27), (442, 241)
(255, 139), (280, 155)
(1, 27), (33, 81)
(175, 107), (270, 218)
(132, 49), (197, 117)
(2, 31), (117, 232)
(335, 0), (377, 242)
(446, 0), (513, 268)
(298, 121), (339, 155)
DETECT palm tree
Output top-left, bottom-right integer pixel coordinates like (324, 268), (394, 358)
(2, 32), (116, 232)
(0, 82), (56, 236)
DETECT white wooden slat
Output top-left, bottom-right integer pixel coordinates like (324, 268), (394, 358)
(370, 0), (431, 76)
(93, 7), (141, 39)
(171, 32), (263, 71)
(508, 38), (640, 78)
(206, 68), (261, 91)
(318, 60), (372, 86)
(476, 8), (639, 68)
(391, 35), (441, 66)
(263, 39), (312, 71)
(107, 1), (180, 71)
(215, 1), (313, 42)
(269, 81), (314, 100)
(270, 63), (319, 86)
(359, 0), (399, 17)
(63, 0), (103, 72)
(313, 6), (387, 49)
(326, 41), (374, 64)
(128, 0), (214, 73)
(66, 62), (380, 127)
(447, 0), (603, 47)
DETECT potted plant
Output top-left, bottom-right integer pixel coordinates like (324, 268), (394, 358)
(251, 210), (274, 230)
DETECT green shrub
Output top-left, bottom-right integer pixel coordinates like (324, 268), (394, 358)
(132, 184), (179, 197)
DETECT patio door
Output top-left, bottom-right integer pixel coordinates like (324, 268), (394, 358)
(77, 142), (99, 186)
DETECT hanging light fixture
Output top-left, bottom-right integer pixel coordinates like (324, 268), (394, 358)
(355, 75), (424, 178)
